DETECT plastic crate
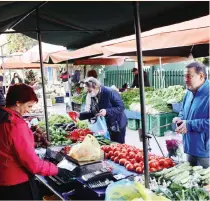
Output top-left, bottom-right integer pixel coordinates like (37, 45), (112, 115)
(72, 102), (82, 112)
(127, 119), (139, 130)
(55, 96), (64, 103)
(149, 112), (177, 137)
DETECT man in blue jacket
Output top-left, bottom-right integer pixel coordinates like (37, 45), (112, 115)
(77, 77), (127, 143)
(173, 62), (209, 168)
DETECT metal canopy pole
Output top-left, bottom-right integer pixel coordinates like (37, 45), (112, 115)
(36, 8), (50, 141)
(133, 1), (150, 188)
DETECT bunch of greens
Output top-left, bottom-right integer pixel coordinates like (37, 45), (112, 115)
(76, 120), (88, 129)
(72, 90), (87, 104)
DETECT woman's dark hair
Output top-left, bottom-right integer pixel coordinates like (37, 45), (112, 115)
(6, 84), (38, 107)
(87, 70), (98, 78)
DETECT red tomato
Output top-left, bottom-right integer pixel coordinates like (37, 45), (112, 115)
(165, 158), (173, 166)
(124, 161), (131, 167)
(114, 157), (120, 163)
(114, 151), (120, 157)
(118, 153), (124, 159)
(149, 160), (158, 169)
(134, 163), (140, 169)
(158, 159), (165, 166)
(135, 153), (143, 162)
(126, 164), (134, 171)
(156, 166), (162, 171)
(130, 159), (136, 164)
(108, 151), (114, 158)
(110, 156), (115, 161)
(122, 149), (127, 153)
(172, 162), (176, 167)
(136, 166), (143, 174)
(150, 168), (157, 172)
(119, 158), (127, 166)
(129, 152), (136, 159)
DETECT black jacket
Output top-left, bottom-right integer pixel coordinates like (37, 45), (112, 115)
(131, 71), (150, 88)
(0, 88), (5, 106)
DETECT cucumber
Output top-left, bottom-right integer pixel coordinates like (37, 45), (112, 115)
(200, 167), (210, 175)
(176, 162), (190, 169)
(154, 167), (175, 176)
(200, 174), (210, 180)
(174, 171), (190, 183)
(192, 166), (203, 171)
(164, 169), (184, 179)
(180, 177), (189, 184)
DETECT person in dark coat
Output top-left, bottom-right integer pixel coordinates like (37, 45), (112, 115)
(0, 76), (5, 106)
(11, 73), (23, 85)
(131, 68), (150, 88)
(76, 77), (127, 143)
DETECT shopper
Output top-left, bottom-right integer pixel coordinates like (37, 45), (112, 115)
(0, 84), (68, 200)
(11, 73), (23, 85)
(0, 78), (5, 107)
(173, 62), (209, 168)
(76, 77), (127, 143)
(131, 67), (150, 88)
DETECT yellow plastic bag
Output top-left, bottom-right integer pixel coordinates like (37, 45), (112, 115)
(105, 179), (141, 201)
(68, 134), (100, 161)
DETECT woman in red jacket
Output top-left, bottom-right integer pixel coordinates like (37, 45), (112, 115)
(0, 84), (67, 200)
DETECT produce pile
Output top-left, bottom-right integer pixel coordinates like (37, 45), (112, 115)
(101, 144), (175, 174)
(121, 86), (185, 114)
(148, 162), (210, 201)
(72, 90), (86, 104)
(37, 114), (90, 146)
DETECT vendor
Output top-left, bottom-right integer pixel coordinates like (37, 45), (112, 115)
(76, 77), (127, 143)
(0, 84), (69, 200)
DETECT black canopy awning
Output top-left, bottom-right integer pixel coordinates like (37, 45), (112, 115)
(0, 1), (209, 49)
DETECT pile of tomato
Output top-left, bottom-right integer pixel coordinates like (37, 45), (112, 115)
(101, 144), (176, 174)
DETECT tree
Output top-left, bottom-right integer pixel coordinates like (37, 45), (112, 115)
(6, 33), (38, 54)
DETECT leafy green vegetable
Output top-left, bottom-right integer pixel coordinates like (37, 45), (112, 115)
(76, 120), (88, 129)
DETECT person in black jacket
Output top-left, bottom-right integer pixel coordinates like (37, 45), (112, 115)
(131, 68), (150, 88)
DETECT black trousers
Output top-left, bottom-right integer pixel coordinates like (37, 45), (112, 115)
(0, 181), (34, 200)
(110, 126), (126, 144)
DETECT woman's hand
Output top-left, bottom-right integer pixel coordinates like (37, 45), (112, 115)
(96, 109), (106, 117)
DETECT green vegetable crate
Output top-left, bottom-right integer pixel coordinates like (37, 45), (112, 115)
(127, 112), (177, 136)
(149, 112), (177, 137)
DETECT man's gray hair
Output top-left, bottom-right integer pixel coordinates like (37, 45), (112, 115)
(186, 61), (207, 78)
(85, 77), (101, 88)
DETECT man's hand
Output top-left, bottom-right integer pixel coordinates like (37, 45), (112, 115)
(172, 117), (181, 124)
(96, 109), (106, 117)
(175, 120), (188, 134)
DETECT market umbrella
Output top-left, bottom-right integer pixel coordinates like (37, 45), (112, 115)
(47, 15), (209, 64)
(1, 54), (51, 69)
(103, 15), (210, 58)
(20, 42), (66, 63)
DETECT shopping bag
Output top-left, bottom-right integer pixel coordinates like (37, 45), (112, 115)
(88, 116), (110, 140)
(105, 179), (141, 201)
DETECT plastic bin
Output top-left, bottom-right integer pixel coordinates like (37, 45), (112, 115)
(149, 112), (177, 137)
(127, 119), (139, 130)
(55, 96), (64, 103)
(72, 102), (82, 112)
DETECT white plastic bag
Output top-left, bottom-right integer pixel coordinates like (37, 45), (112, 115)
(68, 134), (101, 161)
